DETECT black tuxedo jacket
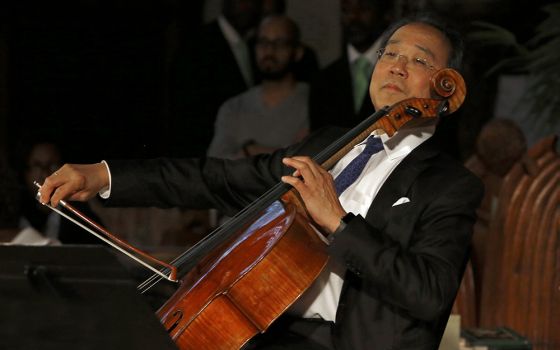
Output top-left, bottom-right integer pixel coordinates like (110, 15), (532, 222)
(106, 127), (483, 350)
(168, 20), (254, 157)
(309, 56), (376, 131)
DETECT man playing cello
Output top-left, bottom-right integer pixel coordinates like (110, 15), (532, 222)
(39, 14), (482, 350)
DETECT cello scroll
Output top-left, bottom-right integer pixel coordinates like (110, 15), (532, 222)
(321, 68), (466, 170)
(374, 68), (467, 137)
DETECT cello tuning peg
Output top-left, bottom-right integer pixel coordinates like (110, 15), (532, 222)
(405, 106), (422, 118)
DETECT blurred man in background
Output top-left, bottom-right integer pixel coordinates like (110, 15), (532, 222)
(309, 0), (393, 130)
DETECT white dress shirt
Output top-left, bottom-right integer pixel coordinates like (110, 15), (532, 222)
(288, 121), (437, 322)
(99, 122), (437, 322)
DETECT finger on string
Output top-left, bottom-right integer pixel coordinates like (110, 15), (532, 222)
(281, 176), (311, 199)
(281, 175), (297, 187)
(283, 158), (303, 177)
(290, 156), (322, 178)
(283, 157), (319, 182)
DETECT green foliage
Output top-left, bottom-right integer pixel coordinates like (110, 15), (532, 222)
(467, 3), (560, 126)
(525, 4), (560, 125)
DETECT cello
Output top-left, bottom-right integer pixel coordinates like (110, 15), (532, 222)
(37, 68), (466, 349)
(150, 68), (467, 349)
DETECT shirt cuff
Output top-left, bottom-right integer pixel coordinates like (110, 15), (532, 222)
(98, 160), (112, 199)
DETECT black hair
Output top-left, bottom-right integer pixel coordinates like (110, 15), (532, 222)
(379, 13), (464, 70)
(258, 14), (301, 45)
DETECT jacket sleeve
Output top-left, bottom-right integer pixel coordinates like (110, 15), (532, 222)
(103, 127), (345, 215)
(104, 154), (284, 216)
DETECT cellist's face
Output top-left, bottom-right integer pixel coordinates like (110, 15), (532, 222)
(369, 23), (451, 110)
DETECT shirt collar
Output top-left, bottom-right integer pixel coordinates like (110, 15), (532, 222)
(218, 15), (243, 46)
(357, 119), (437, 161)
(347, 36), (383, 66)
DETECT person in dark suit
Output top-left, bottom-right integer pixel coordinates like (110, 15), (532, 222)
(167, 0), (263, 157)
(40, 14), (483, 350)
(309, 0), (393, 131)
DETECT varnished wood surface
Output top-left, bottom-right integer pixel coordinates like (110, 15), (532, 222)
(157, 197), (328, 349)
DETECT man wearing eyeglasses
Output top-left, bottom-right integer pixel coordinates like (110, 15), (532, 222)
(207, 15), (309, 160)
(40, 14), (482, 350)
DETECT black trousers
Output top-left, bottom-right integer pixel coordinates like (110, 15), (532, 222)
(244, 315), (335, 350)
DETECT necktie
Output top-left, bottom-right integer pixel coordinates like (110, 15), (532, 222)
(334, 136), (384, 195)
(352, 56), (372, 113)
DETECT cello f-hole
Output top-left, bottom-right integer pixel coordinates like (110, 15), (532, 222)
(165, 310), (184, 334)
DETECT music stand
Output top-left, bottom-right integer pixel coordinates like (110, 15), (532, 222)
(0, 245), (177, 350)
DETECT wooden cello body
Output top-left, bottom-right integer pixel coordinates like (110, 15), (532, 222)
(155, 68), (467, 349)
(157, 192), (327, 349)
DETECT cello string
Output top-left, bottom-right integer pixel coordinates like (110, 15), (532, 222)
(139, 275), (164, 293)
(138, 184), (290, 292)
(164, 106), (389, 268)
(138, 190), (292, 292)
(139, 107), (393, 290)
(161, 114), (367, 269)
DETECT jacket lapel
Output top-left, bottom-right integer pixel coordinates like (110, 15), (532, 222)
(365, 137), (441, 229)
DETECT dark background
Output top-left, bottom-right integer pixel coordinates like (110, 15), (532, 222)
(0, 0), (555, 164)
